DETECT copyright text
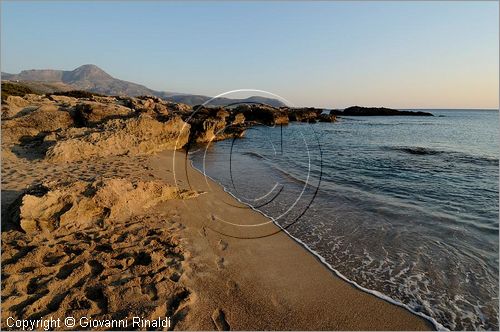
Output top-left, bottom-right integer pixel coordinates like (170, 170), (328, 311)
(6, 316), (171, 330)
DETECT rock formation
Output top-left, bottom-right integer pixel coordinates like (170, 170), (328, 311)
(187, 106), (246, 143)
(71, 100), (135, 126)
(233, 104), (289, 126)
(8, 178), (200, 234)
(318, 113), (337, 122)
(288, 107), (324, 123)
(1, 103), (75, 143)
(46, 115), (190, 162)
(1, 95), (32, 118)
(1, 90), (343, 164)
(330, 106), (433, 116)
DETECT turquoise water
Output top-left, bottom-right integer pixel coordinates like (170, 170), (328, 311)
(190, 110), (499, 330)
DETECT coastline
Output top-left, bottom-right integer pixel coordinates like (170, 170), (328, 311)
(148, 149), (435, 330)
(2, 1), (498, 328)
(188, 150), (446, 331)
(1, 138), (433, 330)
(0, 91), (438, 331)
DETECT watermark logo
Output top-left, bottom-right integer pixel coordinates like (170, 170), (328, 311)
(172, 89), (323, 239)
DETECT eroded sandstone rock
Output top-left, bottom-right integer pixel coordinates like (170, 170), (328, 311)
(288, 107), (323, 123)
(48, 95), (79, 106)
(71, 100), (136, 126)
(234, 104), (288, 126)
(46, 115), (190, 162)
(9, 178), (200, 234)
(1, 95), (32, 119)
(2, 104), (75, 143)
(318, 113), (337, 122)
(187, 106), (246, 143)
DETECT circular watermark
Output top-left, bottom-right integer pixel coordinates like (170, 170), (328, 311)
(172, 89), (323, 239)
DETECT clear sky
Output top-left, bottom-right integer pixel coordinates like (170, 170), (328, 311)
(1, 1), (498, 108)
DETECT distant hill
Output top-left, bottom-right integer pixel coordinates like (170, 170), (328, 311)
(2, 64), (159, 97)
(167, 94), (286, 108)
(1, 64), (286, 107)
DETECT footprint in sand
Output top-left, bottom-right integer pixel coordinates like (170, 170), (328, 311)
(198, 226), (207, 237)
(216, 257), (225, 270)
(1, 212), (193, 326)
(218, 240), (228, 251)
(226, 280), (239, 295)
(211, 308), (230, 331)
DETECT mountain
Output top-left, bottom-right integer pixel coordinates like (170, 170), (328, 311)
(2, 64), (285, 107)
(3, 64), (158, 96)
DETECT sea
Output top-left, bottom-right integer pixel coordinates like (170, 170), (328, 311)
(189, 109), (499, 330)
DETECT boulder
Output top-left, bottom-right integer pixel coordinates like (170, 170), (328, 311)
(71, 101), (136, 126)
(8, 178), (200, 234)
(46, 115), (190, 162)
(2, 104), (75, 143)
(115, 96), (190, 118)
(187, 106), (246, 143)
(318, 113), (337, 122)
(234, 104), (288, 126)
(168, 102), (192, 114)
(48, 95), (79, 106)
(23, 94), (45, 103)
(119, 96), (160, 113)
(92, 95), (119, 104)
(1, 95), (31, 119)
(193, 117), (227, 143)
(288, 107), (323, 122)
(232, 113), (245, 125)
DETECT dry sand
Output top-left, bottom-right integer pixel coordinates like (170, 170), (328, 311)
(1, 145), (433, 330)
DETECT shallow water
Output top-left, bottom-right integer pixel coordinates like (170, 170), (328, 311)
(190, 110), (499, 330)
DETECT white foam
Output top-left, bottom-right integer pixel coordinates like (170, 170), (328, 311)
(187, 157), (448, 331)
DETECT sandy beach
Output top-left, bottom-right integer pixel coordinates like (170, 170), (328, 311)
(2, 2), (498, 329)
(1, 133), (432, 330)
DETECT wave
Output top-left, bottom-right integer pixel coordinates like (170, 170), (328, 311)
(242, 151), (322, 187)
(386, 146), (445, 155)
(242, 151), (266, 160)
(385, 146), (499, 166)
(187, 155), (446, 331)
(359, 122), (442, 127)
(191, 114), (499, 330)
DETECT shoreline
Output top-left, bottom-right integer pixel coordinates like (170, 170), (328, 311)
(187, 150), (444, 331)
(1, 138), (434, 330)
(0, 76), (496, 330)
(149, 149), (435, 330)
